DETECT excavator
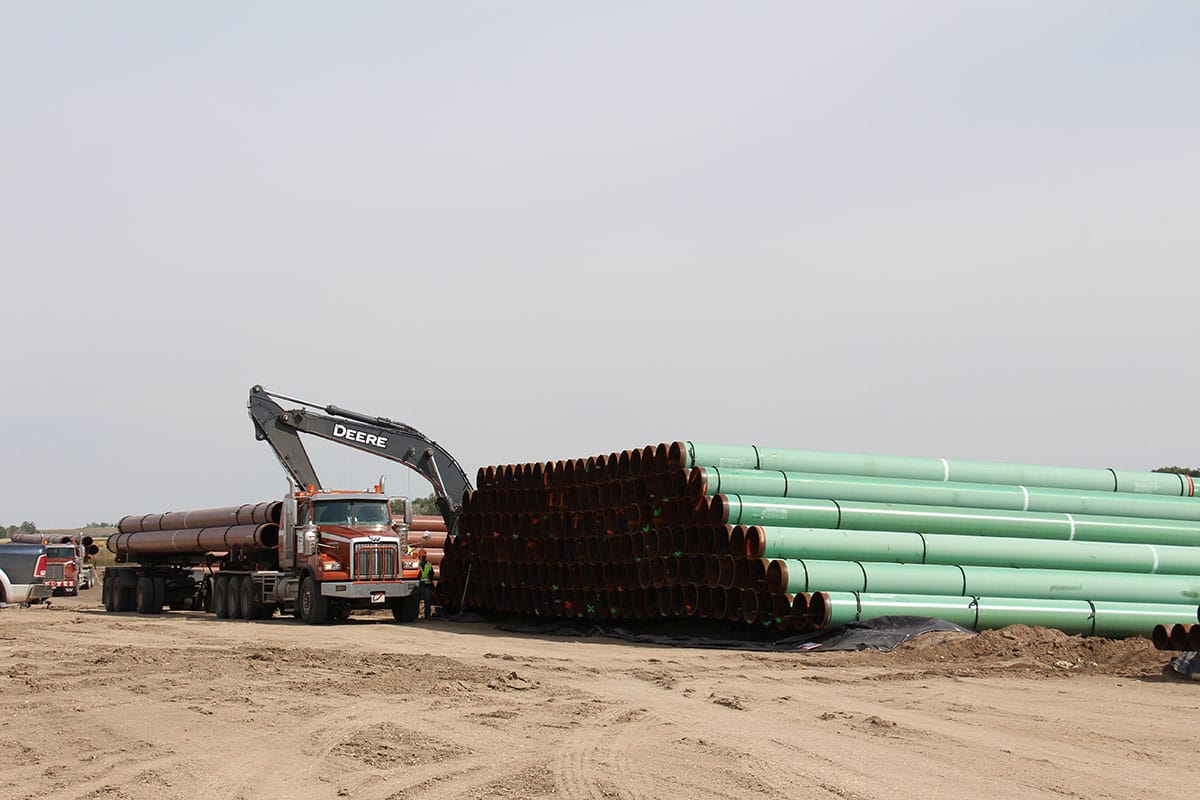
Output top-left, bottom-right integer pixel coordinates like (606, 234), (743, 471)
(102, 387), (472, 623)
(247, 385), (472, 536)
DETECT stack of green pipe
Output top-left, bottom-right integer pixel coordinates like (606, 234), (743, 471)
(683, 442), (1200, 637)
(723, 495), (1200, 547)
(752, 527), (1200, 574)
(811, 592), (1199, 638)
(768, 559), (1200, 605)
(682, 443), (1195, 496)
(699, 467), (1200, 521)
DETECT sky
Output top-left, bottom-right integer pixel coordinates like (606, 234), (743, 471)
(3, 3), (1199, 529)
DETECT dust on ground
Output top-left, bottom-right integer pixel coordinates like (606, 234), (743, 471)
(2, 587), (1198, 800)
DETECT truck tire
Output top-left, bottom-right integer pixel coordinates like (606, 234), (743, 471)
(151, 577), (165, 614)
(213, 575), (230, 618)
(116, 581), (135, 612)
(103, 577), (117, 612)
(298, 575), (329, 625)
(204, 578), (216, 618)
(226, 574), (244, 620)
(392, 592), (420, 623)
(135, 576), (157, 614)
(239, 575), (269, 620)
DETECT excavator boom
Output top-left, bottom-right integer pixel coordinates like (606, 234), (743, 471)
(248, 385), (472, 534)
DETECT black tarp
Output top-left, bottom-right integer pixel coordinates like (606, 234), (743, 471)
(445, 612), (975, 653)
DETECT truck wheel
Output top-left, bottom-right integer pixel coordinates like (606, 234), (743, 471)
(213, 575), (230, 618)
(299, 576), (329, 625)
(226, 575), (244, 620)
(135, 577), (155, 614)
(392, 593), (420, 623)
(239, 576), (266, 620)
(117, 582), (136, 612)
(103, 578), (116, 612)
(151, 577), (166, 614)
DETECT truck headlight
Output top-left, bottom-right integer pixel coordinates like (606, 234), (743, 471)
(323, 561), (342, 571)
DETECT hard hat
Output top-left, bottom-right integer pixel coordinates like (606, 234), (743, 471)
(418, 549), (428, 558)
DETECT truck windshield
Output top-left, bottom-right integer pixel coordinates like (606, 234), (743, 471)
(313, 501), (390, 526)
(46, 546), (75, 559)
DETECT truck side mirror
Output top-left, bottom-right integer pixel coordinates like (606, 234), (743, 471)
(299, 524), (317, 556)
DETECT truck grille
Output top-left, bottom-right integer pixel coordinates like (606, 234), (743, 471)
(353, 542), (400, 581)
(46, 564), (65, 581)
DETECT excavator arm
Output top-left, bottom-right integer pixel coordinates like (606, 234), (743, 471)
(247, 385), (472, 534)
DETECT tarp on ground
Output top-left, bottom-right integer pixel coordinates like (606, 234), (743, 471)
(445, 612), (974, 652)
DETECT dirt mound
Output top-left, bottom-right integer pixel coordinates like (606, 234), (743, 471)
(882, 624), (1165, 676)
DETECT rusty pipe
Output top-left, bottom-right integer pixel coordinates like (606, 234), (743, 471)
(118, 502), (282, 534)
(108, 524), (279, 555)
(1170, 623), (1194, 650)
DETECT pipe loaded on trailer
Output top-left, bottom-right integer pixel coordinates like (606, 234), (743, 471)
(103, 492), (423, 624)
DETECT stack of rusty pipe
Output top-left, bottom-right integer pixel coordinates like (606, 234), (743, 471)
(1152, 622), (1200, 651)
(438, 443), (810, 633)
(109, 502), (282, 557)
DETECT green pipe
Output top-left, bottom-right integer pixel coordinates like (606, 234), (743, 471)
(753, 527), (1200, 575)
(962, 565), (1200, 605)
(723, 494), (1200, 548)
(771, 558), (1200, 605)
(1089, 601), (1199, 638)
(812, 591), (1198, 637)
(700, 467), (1200, 522)
(683, 442), (1192, 497)
(771, 559), (966, 596)
(812, 591), (983, 631)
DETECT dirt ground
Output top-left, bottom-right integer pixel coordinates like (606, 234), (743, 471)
(3, 586), (1199, 800)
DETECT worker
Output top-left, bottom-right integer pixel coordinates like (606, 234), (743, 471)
(417, 549), (435, 619)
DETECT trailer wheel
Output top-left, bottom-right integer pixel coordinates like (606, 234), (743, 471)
(299, 576), (329, 625)
(118, 581), (136, 612)
(392, 593), (420, 623)
(103, 577), (116, 612)
(213, 575), (230, 619)
(135, 577), (156, 614)
(226, 575), (244, 620)
(151, 577), (165, 614)
(239, 576), (267, 620)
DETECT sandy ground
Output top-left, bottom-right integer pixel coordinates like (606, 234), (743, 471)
(3, 586), (1200, 800)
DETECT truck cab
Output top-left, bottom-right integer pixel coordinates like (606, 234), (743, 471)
(45, 544), (93, 594)
(277, 487), (421, 623)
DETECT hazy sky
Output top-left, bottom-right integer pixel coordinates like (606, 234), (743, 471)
(3, 3), (1199, 529)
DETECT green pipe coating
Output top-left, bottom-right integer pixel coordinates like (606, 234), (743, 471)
(684, 443), (1192, 497)
(700, 467), (1200, 522)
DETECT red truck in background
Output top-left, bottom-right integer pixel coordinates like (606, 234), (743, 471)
(8, 533), (99, 596)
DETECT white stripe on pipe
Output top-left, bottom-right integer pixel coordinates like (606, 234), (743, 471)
(941, 458), (950, 482)
(1020, 485), (1030, 512)
(1148, 545), (1160, 574)
(1066, 513), (1076, 541)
